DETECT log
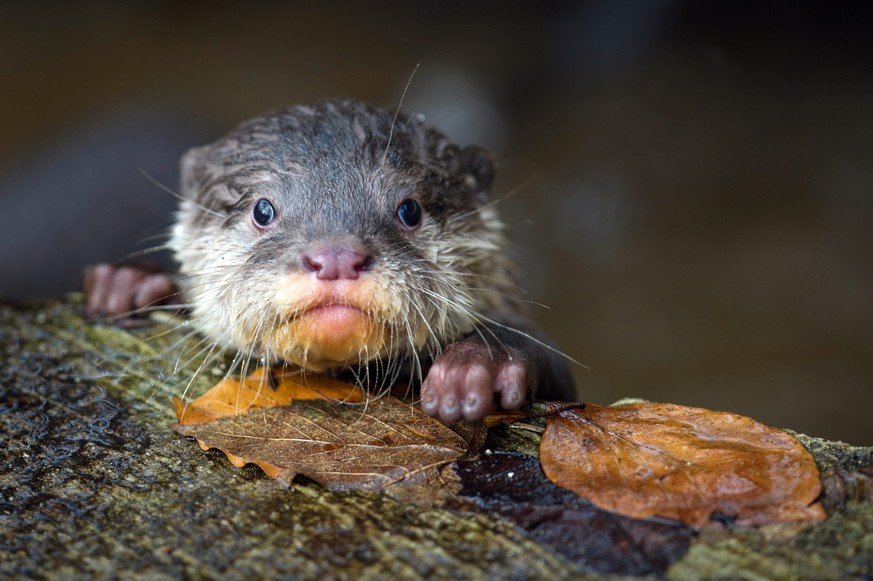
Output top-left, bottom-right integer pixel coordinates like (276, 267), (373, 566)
(1, 297), (871, 579)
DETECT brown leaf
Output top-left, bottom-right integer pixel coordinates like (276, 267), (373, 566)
(540, 402), (825, 527)
(172, 367), (363, 425)
(174, 395), (478, 491)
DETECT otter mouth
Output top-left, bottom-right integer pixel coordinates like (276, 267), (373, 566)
(300, 302), (366, 319)
(296, 303), (373, 340)
(267, 301), (390, 371)
(264, 274), (422, 371)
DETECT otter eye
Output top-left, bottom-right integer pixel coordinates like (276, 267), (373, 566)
(396, 198), (423, 230)
(252, 198), (276, 227)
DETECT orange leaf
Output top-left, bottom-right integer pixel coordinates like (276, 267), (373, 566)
(540, 402), (825, 527)
(172, 367), (363, 425)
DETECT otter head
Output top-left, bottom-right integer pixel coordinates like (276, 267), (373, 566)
(169, 99), (515, 373)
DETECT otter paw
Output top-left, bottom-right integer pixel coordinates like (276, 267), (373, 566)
(83, 263), (178, 318)
(420, 341), (530, 423)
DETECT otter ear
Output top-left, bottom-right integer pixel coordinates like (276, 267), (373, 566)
(457, 145), (496, 198)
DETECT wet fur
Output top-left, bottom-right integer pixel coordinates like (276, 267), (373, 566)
(170, 100), (519, 381)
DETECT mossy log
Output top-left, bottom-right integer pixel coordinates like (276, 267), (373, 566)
(1, 297), (871, 579)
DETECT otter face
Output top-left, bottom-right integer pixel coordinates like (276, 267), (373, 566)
(169, 100), (516, 374)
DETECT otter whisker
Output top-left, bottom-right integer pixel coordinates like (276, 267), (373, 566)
(139, 168), (223, 219)
(381, 62), (420, 167)
(117, 242), (173, 262)
(176, 340), (220, 412)
(450, 172), (538, 223)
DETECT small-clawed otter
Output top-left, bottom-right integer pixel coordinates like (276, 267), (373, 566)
(84, 99), (576, 423)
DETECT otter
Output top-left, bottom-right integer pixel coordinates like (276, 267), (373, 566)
(84, 99), (576, 423)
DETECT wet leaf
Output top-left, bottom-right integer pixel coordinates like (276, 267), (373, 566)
(540, 402), (825, 527)
(174, 392), (479, 491)
(172, 367), (364, 425)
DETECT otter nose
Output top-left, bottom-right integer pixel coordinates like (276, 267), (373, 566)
(301, 245), (374, 280)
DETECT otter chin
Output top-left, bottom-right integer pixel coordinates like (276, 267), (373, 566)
(265, 304), (389, 371)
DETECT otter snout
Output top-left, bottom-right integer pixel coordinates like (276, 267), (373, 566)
(300, 243), (375, 281)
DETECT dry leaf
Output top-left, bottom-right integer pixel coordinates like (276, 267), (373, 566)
(540, 402), (825, 527)
(174, 394), (478, 490)
(172, 367), (363, 425)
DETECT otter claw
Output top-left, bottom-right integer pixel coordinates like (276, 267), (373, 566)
(421, 340), (530, 423)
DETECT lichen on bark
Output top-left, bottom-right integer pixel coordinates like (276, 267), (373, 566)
(1, 297), (871, 579)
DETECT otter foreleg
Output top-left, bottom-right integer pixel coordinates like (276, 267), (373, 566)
(420, 316), (576, 423)
(83, 263), (179, 318)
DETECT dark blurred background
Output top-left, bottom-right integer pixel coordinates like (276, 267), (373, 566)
(1, 1), (871, 444)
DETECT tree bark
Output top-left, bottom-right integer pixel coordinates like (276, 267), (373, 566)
(1, 297), (870, 579)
